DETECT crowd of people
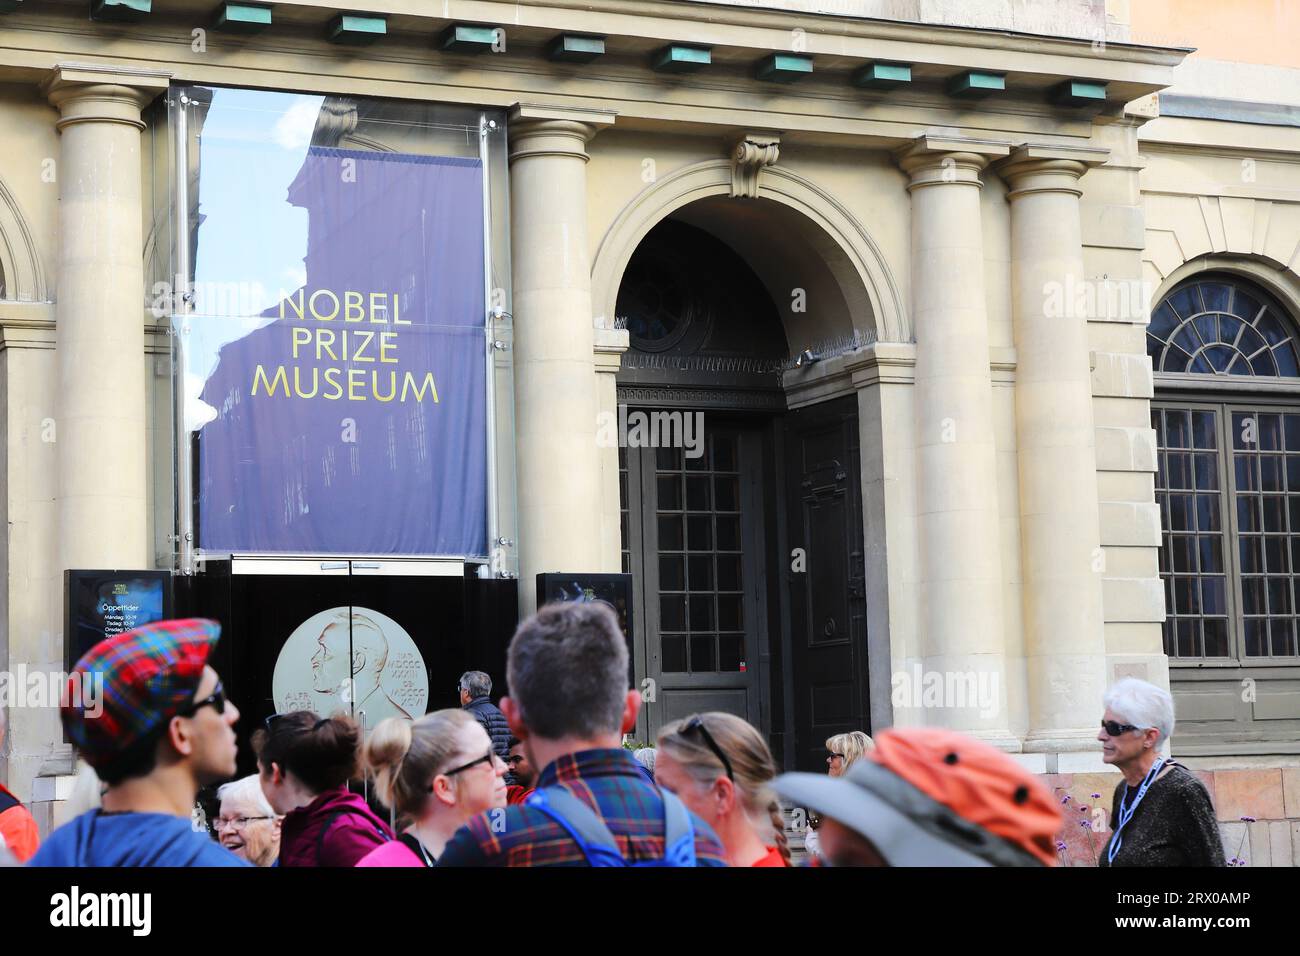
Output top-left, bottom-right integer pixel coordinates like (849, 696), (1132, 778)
(3, 602), (1227, 868)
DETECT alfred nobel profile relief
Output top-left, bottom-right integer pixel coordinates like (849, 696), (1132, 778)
(272, 607), (429, 730)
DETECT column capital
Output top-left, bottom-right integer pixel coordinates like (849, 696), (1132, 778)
(895, 134), (1011, 190)
(508, 104), (616, 164)
(996, 144), (1111, 199)
(42, 63), (169, 131)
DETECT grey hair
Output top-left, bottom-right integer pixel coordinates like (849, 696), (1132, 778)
(459, 670), (492, 699)
(633, 747), (657, 773)
(1104, 677), (1175, 745)
(217, 773), (276, 818)
(507, 602), (628, 740)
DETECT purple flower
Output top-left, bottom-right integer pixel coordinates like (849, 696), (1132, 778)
(1091, 793), (1101, 800)
(1079, 806), (1089, 812)
(1079, 820), (1091, 830)
(1239, 815), (1256, 823)
(1056, 841), (1068, 852)
(1060, 794), (1072, 804)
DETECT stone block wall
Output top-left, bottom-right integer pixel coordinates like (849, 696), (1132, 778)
(1043, 768), (1300, 866)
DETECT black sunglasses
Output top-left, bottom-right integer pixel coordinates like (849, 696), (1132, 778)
(177, 682), (226, 718)
(1101, 719), (1140, 736)
(436, 749), (497, 783)
(679, 716), (734, 781)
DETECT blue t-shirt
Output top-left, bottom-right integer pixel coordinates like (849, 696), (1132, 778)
(29, 810), (248, 867)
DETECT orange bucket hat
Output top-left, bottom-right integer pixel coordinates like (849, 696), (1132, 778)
(774, 727), (1063, 866)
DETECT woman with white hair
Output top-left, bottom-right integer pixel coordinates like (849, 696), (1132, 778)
(1097, 677), (1224, 867)
(216, 774), (282, 867)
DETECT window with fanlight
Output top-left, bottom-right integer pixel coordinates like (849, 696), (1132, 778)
(1149, 275), (1300, 663)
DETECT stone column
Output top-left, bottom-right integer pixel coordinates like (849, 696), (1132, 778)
(896, 135), (1016, 747)
(42, 66), (166, 572)
(594, 326), (630, 574)
(997, 145), (1111, 753)
(508, 106), (615, 612)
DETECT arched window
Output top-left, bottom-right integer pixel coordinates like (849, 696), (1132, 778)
(1147, 276), (1299, 376)
(1150, 275), (1300, 664)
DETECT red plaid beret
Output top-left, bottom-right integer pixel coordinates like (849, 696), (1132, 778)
(62, 618), (222, 773)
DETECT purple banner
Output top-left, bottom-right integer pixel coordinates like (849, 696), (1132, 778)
(195, 147), (488, 556)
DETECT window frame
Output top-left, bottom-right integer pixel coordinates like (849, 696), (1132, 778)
(1151, 274), (1300, 670)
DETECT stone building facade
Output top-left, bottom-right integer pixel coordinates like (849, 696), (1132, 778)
(0, 0), (1296, 864)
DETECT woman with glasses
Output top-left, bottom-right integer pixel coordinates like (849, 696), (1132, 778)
(655, 713), (790, 867)
(257, 711), (394, 867)
(825, 731), (874, 777)
(215, 774), (282, 866)
(804, 730), (874, 862)
(358, 710), (508, 866)
(1097, 678), (1225, 867)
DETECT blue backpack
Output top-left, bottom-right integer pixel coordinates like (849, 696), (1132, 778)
(526, 786), (697, 867)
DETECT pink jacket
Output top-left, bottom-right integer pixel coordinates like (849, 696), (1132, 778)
(356, 837), (425, 867)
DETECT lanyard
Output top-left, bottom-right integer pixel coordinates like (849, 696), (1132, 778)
(1107, 757), (1166, 864)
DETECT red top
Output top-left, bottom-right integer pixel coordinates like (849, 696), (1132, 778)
(750, 845), (787, 867)
(0, 782), (40, 863)
(506, 785), (535, 806)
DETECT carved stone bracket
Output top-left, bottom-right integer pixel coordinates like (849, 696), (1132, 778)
(730, 132), (781, 199)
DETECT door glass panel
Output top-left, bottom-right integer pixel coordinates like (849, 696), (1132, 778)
(651, 426), (746, 673)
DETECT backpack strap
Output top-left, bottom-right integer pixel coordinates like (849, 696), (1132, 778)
(527, 787), (626, 867)
(660, 790), (697, 867)
(526, 786), (698, 867)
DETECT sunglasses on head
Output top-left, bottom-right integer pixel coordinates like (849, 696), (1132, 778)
(1101, 719), (1140, 736)
(176, 682), (226, 718)
(678, 716), (734, 781)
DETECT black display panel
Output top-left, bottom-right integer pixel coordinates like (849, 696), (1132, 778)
(536, 572), (635, 688)
(64, 570), (173, 671)
(175, 564), (517, 780)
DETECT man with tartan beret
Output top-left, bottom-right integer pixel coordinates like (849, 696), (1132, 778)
(29, 618), (249, 867)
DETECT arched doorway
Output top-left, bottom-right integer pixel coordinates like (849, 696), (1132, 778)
(614, 202), (873, 771)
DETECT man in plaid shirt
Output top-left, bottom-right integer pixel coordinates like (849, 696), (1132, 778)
(437, 602), (728, 866)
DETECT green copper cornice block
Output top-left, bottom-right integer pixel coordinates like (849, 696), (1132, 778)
(439, 24), (498, 53)
(756, 53), (813, 83)
(327, 14), (386, 45)
(90, 0), (150, 21)
(946, 71), (1005, 98)
(214, 3), (272, 33)
(1052, 80), (1107, 106)
(650, 45), (711, 74)
(548, 33), (605, 63)
(852, 61), (912, 90)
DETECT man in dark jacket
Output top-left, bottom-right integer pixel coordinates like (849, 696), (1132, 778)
(459, 671), (511, 760)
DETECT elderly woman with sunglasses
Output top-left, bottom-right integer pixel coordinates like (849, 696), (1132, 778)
(1097, 678), (1225, 867)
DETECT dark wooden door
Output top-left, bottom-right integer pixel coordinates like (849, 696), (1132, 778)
(784, 397), (870, 771)
(621, 423), (767, 742)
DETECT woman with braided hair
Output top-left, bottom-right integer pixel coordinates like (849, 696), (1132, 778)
(655, 712), (790, 867)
